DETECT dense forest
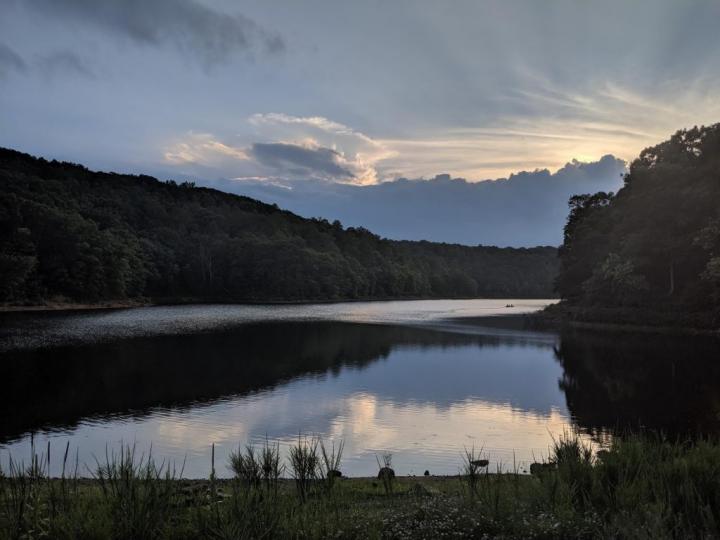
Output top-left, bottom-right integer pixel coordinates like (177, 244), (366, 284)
(556, 123), (720, 319)
(0, 148), (558, 305)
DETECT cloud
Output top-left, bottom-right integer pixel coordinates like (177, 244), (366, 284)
(212, 155), (627, 247)
(0, 43), (26, 79)
(3, 0), (720, 190)
(248, 113), (396, 184)
(249, 142), (356, 181)
(249, 113), (357, 135)
(162, 114), (396, 184)
(240, 85), (720, 183)
(163, 132), (249, 168)
(372, 82), (720, 180)
(23, 0), (284, 67)
(160, 110), (639, 187)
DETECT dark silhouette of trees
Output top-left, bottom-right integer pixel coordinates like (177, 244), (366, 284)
(0, 148), (558, 304)
(556, 123), (720, 312)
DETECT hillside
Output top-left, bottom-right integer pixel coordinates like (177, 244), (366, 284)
(0, 148), (558, 305)
(554, 124), (720, 326)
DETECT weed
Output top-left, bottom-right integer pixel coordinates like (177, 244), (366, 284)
(376, 452), (395, 495)
(319, 440), (344, 494)
(288, 435), (319, 503)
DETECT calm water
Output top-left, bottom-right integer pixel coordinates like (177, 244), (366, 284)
(2, 299), (719, 477)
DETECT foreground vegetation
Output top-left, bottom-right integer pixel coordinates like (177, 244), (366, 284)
(3, 434), (720, 539)
(0, 148), (557, 305)
(555, 123), (720, 326)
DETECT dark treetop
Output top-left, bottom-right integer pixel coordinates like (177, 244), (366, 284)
(555, 123), (720, 323)
(0, 148), (558, 304)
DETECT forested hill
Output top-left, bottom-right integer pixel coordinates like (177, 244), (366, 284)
(555, 124), (720, 320)
(0, 148), (558, 305)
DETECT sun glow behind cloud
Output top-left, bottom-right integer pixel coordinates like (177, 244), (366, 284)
(375, 78), (720, 180)
(160, 74), (720, 184)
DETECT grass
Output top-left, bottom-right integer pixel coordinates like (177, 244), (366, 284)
(2, 434), (720, 538)
(288, 435), (320, 503)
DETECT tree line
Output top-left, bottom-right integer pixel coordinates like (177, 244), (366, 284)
(0, 148), (558, 304)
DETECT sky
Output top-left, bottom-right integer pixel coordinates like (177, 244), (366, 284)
(1, 0), (719, 245)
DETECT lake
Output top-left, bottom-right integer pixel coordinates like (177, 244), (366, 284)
(2, 299), (719, 478)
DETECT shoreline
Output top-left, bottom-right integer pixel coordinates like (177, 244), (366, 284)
(0, 296), (558, 314)
(4, 298), (717, 337)
(0, 300), (152, 313)
(547, 318), (720, 336)
(535, 303), (720, 336)
(442, 310), (720, 337)
(19, 474), (473, 483)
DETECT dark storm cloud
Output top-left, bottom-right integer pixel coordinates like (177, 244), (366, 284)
(220, 155), (627, 247)
(250, 143), (355, 180)
(0, 42), (26, 78)
(24, 0), (284, 66)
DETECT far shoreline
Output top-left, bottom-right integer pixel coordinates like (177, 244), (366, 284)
(533, 302), (720, 337)
(0, 296), (558, 314)
(444, 308), (720, 337)
(3, 299), (717, 338)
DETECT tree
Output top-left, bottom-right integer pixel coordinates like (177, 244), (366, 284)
(556, 123), (720, 311)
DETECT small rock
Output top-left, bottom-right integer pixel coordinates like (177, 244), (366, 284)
(530, 462), (556, 475)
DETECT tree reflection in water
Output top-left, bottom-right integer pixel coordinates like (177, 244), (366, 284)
(556, 329), (720, 439)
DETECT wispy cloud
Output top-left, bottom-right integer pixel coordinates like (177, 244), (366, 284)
(23, 0), (284, 67)
(0, 42), (26, 79)
(375, 79), (720, 180)
(248, 113), (359, 136)
(162, 74), (720, 185)
(163, 132), (249, 166)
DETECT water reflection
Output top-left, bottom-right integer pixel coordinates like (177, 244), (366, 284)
(555, 329), (720, 438)
(2, 322), (493, 440)
(3, 312), (719, 477)
(2, 320), (570, 476)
